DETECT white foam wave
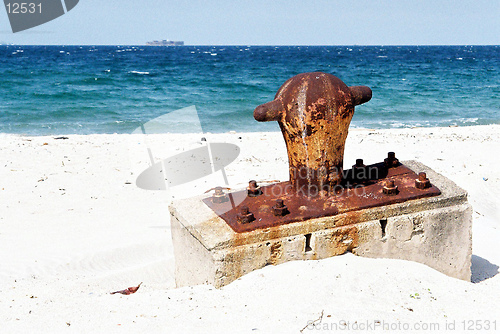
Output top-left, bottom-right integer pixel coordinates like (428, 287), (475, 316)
(129, 71), (150, 75)
(457, 117), (478, 123)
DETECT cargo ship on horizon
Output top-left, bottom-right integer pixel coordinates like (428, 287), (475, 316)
(146, 40), (184, 46)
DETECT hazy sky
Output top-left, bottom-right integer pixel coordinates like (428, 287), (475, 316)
(1, 0), (499, 45)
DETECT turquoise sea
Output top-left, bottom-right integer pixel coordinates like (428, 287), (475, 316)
(0, 45), (498, 135)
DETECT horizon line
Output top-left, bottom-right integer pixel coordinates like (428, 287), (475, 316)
(1, 43), (499, 47)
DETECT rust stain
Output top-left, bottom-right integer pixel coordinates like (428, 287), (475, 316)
(253, 72), (371, 191)
(203, 163), (441, 233)
(268, 241), (283, 265)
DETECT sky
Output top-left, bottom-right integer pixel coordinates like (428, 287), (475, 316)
(1, 0), (499, 45)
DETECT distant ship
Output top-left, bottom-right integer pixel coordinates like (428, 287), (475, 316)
(146, 40), (184, 46)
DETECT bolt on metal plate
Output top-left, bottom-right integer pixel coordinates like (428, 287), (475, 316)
(203, 163), (440, 233)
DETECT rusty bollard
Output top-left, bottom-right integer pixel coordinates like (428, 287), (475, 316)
(254, 72), (372, 195)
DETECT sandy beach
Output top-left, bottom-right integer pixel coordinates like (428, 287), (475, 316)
(0, 124), (499, 333)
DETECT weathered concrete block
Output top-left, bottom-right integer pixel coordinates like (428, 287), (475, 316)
(169, 161), (472, 288)
(353, 203), (472, 280)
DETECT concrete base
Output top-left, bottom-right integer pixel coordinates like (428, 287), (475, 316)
(169, 161), (472, 288)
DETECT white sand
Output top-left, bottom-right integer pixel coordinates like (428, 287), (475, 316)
(0, 125), (499, 333)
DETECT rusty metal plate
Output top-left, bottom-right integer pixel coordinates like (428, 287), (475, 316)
(203, 163), (441, 233)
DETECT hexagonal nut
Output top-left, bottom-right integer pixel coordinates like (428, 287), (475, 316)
(247, 180), (263, 197)
(384, 152), (399, 168)
(212, 193), (228, 203)
(272, 205), (289, 216)
(382, 180), (398, 195)
(247, 187), (262, 197)
(415, 178), (431, 189)
(384, 157), (399, 168)
(237, 213), (255, 224)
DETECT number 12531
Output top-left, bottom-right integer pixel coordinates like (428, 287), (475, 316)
(6, 3), (42, 14)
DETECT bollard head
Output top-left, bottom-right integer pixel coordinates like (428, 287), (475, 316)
(254, 72), (372, 195)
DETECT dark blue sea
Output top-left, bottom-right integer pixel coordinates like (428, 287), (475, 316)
(0, 45), (498, 135)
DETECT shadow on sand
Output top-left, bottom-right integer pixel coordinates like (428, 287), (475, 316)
(471, 254), (499, 283)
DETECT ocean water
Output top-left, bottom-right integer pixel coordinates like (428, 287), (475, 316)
(0, 45), (498, 135)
